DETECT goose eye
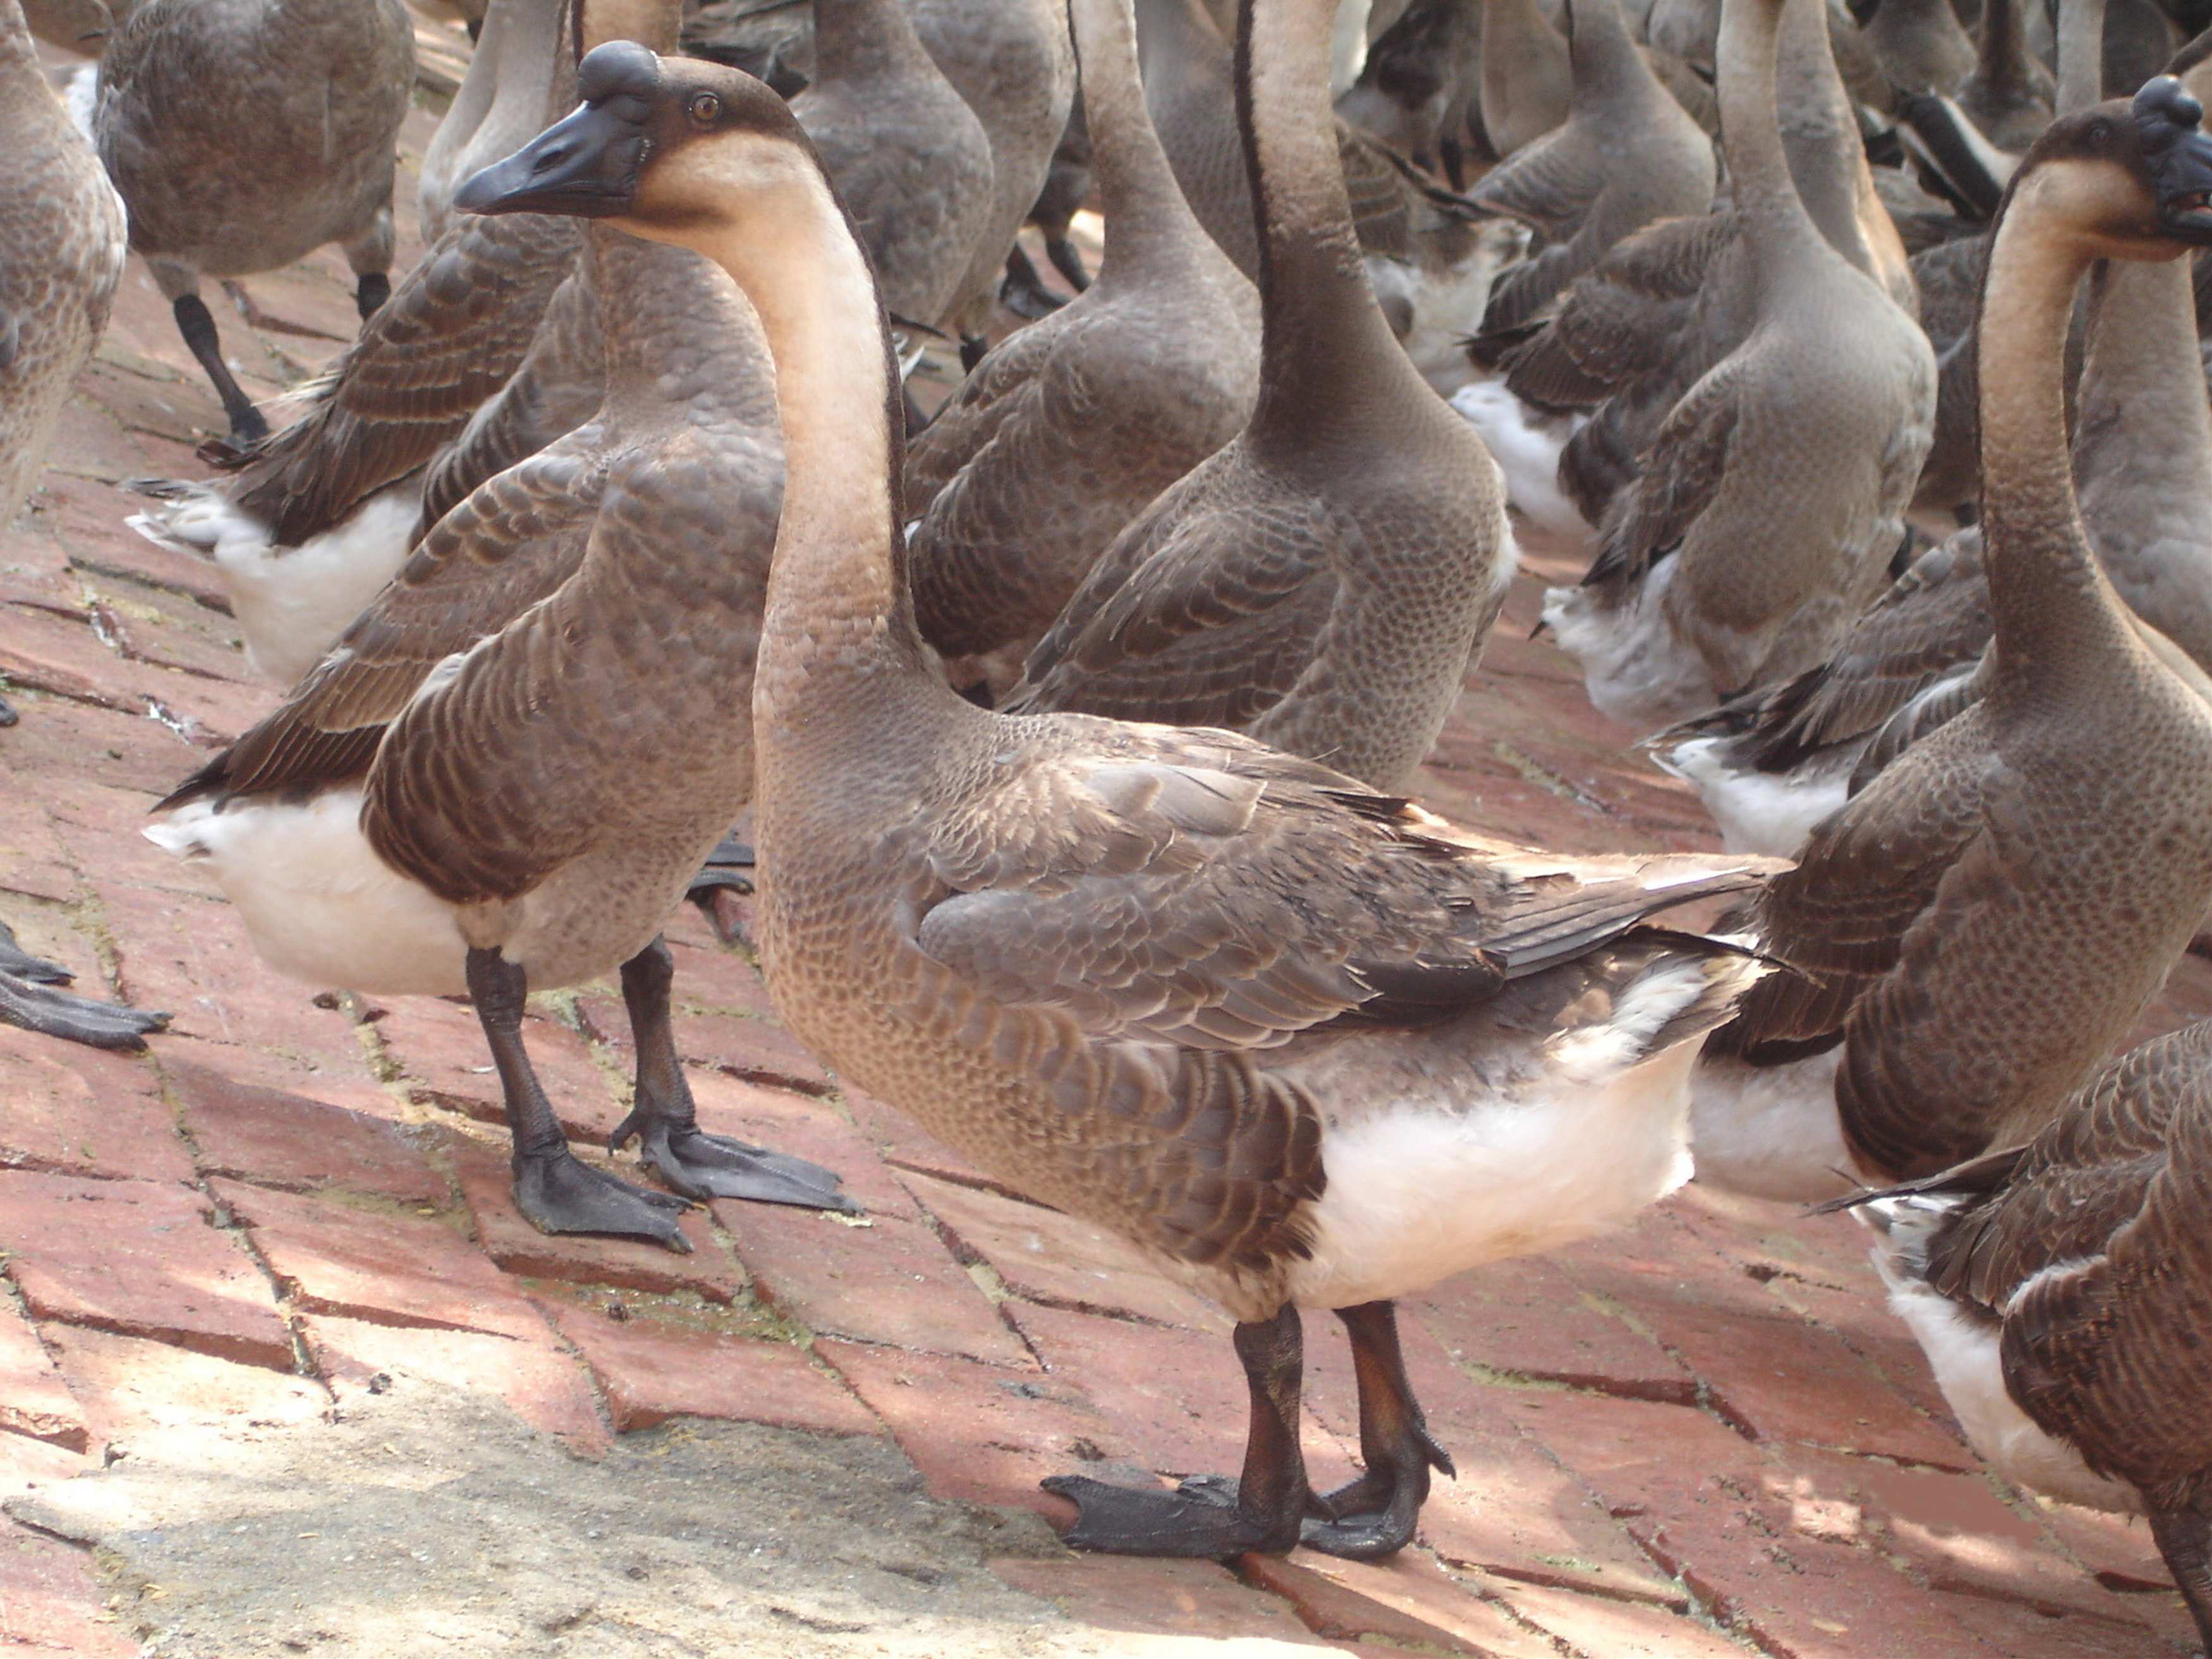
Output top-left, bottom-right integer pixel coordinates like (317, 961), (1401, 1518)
(687, 92), (721, 125)
(2085, 118), (2113, 150)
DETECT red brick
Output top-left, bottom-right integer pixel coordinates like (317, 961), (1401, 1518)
(820, 1339), (1129, 1521)
(0, 1519), (135, 1656)
(302, 1312), (609, 1455)
(449, 1134), (735, 1300)
(0, 695), (207, 797)
(988, 1554), (1329, 1646)
(168, 1054), (444, 1203)
(39, 1324), (324, 1449)
(36, 774), (223, 900)
(379, 995), (623, 1140)
(1478, 1572), (1760, 1659)
(0, 1025), (191, 1184)
(1409, 1255), (1694, 1400)
(687, 1068), (917, 1220)
(162, 1035), (399, 1126)
(1295, 1310), (1678, 1607)
(209, 1177), (542, 1340)
(533, 1294), (878, 1438)
(842, 1087), (994, 1189)
(1007, 1301), (1350, 1482)
(1239, 1552), (1557, 1657)
(726, 1203), (1031, 1366)
(0, 1296), (85, 1452)
(0, 770), (76, 902)
(0, 1433), (87, 1507)
(0, 1172), (292, 1369)
(901, 1169), (1225, 1330)
(95, 880), (321, 1047)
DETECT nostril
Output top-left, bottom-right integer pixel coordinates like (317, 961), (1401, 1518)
(531, 143), (575, 176)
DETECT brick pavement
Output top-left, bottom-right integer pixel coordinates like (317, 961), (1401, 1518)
(4, 31), (2210, 1659)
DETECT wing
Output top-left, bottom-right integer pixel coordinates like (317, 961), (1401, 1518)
(1004, 473), (1341, 732)
(1579, 363), (1740, 601)
(1998, 1023), (2212, 1489)
(162, 434), (607, 809)
(1708, 711), (1996, 1060)
(228, 210), (583, 546)
(1471, 125), (1605, 242)
(901, 310), (1067, 511)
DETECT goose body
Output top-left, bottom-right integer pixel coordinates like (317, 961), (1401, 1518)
(1541, 0), (1934, 729)
(487, 27), (1784, 1563)
(1688, 81), (2212, 1202)
(91, 0), (414, 445)
(1844, 1018), (2212, 1651)
(1003, 0), (1516, 793)
(904, 0), (1260, 690)
(147, 203), (850, 1233)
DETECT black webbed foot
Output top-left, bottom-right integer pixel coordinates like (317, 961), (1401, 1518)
(0, 920), (71, 984)
(1043, 1471), (1302, 1559)
(0, 969), (170, 1052)
(1299, 1301), (1453, 1560)
(513, 1143), (693, 1250)
(608, 1114), (856, 1212)
(999, 243), (1069, 320)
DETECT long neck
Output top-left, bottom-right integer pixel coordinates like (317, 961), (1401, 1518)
(691, 175), (935, 715)
(589, 224), (775, 431)
(814, 0), (936, 84)
(1565, 0), (1645, 112)
(1717, 0), (1824, 262)
(1977, 179), (2146, 686)
(1237, 0), (1413, 420)
(2055, 0), (2106, 112)
(1972, 0), (2029, 96)
(0, 0), (44, 88)
(1136, 0), (1229, 80)
(1077, 0), (1208, 277)
(478, 0), (569, 155)
(1771, 0), (1878, 274)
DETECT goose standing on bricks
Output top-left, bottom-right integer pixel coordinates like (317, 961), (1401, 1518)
(1001, 0), (1515, 793)
(1688, 80), (2212, 1203)
(1540, 0), (1935, 730)
(904, 0), (1260, 693)
(1838, 1022), (2212, 1657)
(460, 25), (1787, 1560)
(90, 0), (414, 447)
(143, 212), (854, 1243)
(0, 0), (166, 1053)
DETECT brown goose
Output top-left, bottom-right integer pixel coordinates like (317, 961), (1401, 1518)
(1688, 79), (2212, 1202)
(1477, 0), (1572, 157)
(1335, 0), (1481, 185)
(1471, 0), (1718, 336)
(1840, 1021), (2212, 1654)
(122, 0), (637, 687)
(1001, 0), (1514, 794)
(143, 214), (853, 1240)
(903, 0), (1260, 692)
(474, 32), (1784, 1561)
(908, 0), (1078, 365)
(1860, 0), (1976, 94)
(794, 0), (994, 339)
(1540, 0), (1934, 729)
(0, 0), (166, 1054)
(417, 0), (566, 245)
(90, 0), (415, 446)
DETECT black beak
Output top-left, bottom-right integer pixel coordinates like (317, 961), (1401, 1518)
(2136, 76), (2212, 242)
(454, 92), (653, 220)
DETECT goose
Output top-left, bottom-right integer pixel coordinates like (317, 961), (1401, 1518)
(468, 28), (1785, 1561)
(416, 0), (566, 245)
(1470, 0), (1718, 337)
(903, 0), (1260, 694)
(1660, 224), (2212, 854)
(88, 0), (415, 447)
(1646, 0), (1720, 67)
(999, 0), (1515, 795)
(1859, 0), (1976, 94)
(1539, 0), (1935, 729)
(908, 0), (1078, 367)
(21, 0), (126, 51)
(143, 218), (853, 1239)
(0, 0), (166, 1054)
(120, 0), (623, 688)
(1837, 1019), (2212, 1657)
(793, 0), (994, 343)
(1478, 0), (1573, 158)
(1957, 0), (2056, 151)
(1335, 0), (1481, 186)
(1476, 0), (1914, 537)
(1001, 105), (1096, 319)
(1687, 78), (2212, 1203)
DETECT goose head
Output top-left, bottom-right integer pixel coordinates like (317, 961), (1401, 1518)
(453, 44), (813, 238)
(1997, 77), (2212, 260)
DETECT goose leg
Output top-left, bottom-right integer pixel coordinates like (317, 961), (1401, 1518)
(0, 689), (14, 726)
(1301, 1301), (1454, 1560)
(606, 937), (855, 1212)
(999, 243), (1069, 320)
(1045, 1304), (1311, 1558)
(172, 293), (269, 446)
(2149, 1505), (2212, 1657)
(465, 945), (693, 1250)
(1044, 233), (1092, 295)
